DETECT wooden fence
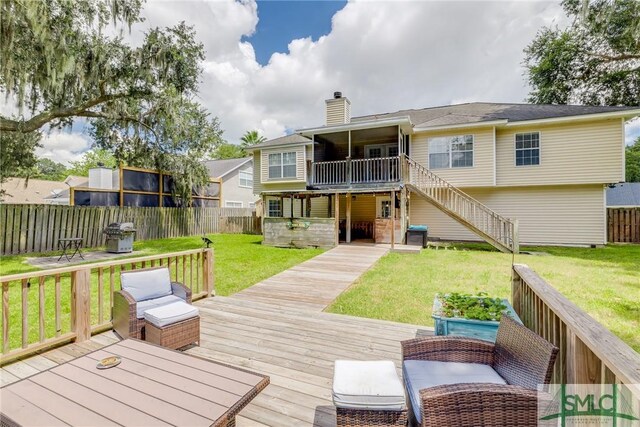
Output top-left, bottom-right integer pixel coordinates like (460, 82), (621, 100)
(0, 248), (213, 365)
(608, 207), (640, 243)
(512, 264), (640, 413)
(0, 204), (259, 255)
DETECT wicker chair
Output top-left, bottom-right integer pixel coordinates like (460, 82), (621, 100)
(401, 315), (558, 427)
(112, 267), (192, 340)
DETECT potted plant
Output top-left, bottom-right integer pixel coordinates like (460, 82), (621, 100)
(432, 292), (522, 342)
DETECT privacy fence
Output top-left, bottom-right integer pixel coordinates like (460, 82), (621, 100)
(607, 207), (640, 243)
(0, 204), (259, 255)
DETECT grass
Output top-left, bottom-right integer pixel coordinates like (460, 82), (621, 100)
(0, 234), (323, 351)
(327, 243), (640, 352)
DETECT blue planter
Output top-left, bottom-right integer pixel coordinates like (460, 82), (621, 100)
(432, 297), (522, 342)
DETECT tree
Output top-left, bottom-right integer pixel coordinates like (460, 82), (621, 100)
(0, 133), (40, 194)
(240, 130), (267, 150)
(67, 148), (118, 177)
(0, 0), (223, 202)
(524, 0), (640, 106)
(33, 159), (68, 181)
(626, 137), (640, 182)
(212, 143), (245, 160)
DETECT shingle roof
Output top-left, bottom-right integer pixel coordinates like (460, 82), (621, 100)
(246, 134), (313, 150)
(203, 157), (252, 179)
(353, 102), (639, 128)
(0, 178), (68, 204)
(606, 183), (640, 206)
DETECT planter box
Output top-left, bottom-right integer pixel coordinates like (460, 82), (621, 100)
(432, 298), (523, 342)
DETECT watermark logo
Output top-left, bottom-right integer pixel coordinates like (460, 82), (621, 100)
(539, 384), (639, 426)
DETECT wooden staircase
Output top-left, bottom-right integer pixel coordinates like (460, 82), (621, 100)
(402, 155), (519, 253)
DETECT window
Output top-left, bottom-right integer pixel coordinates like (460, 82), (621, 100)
(515, 132), (540, 166)
(376, 196), (392, 218)
(239, 170), (252, 187)
(268, 199), (282, 217)
(428, 135), (474, 169)
(268, 152), (297, 179)
(248, 202), (255, 209)
(225, 201), (243, 208)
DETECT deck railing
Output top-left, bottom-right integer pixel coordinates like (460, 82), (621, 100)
(311, 156), (401, 186)
(0, 248), (214, 365)
(512, 264), (640, 410)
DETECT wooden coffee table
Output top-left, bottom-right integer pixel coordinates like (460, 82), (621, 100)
(0, 339), (269, 427)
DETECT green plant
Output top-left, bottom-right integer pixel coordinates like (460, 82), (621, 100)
(434, 292), (508, 321)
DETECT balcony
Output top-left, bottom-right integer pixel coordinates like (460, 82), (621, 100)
(309, 156), (402, 188)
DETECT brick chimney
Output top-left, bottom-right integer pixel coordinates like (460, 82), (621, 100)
(325, 91), (351, 126)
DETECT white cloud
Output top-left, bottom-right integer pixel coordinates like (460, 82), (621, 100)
(36, 132), (92, 166)
(625, 118), (640, 145)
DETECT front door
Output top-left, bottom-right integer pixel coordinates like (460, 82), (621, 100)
(365, 144), (399, 181)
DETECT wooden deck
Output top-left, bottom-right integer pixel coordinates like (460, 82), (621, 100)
(230, 244), (389, 311)
(0, 296), (432, 426)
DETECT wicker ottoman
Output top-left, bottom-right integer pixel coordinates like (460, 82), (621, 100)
(333, 360), (407, 427)
(143, 301), (200, 350)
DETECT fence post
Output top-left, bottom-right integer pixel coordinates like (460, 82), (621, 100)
(71, 268), (91, 342)
(203, 248), (215, 297)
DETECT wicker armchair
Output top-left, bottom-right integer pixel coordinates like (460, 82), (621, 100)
(401, 315), (558, 427)
(112, 267), (192, 340)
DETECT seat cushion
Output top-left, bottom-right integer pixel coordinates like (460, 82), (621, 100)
(136, 295), (183, 319)
(332, 360), (405, 411)
(403, 360), (507, 423)
(121, 268), (173, 302)
(144, 301), (199, 328)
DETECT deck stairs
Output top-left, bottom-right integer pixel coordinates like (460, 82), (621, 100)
(403, 155), (519, 253)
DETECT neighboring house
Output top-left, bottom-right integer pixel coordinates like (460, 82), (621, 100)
(204, 157), (257, 208)
(248, 92), (640, 251)
(0, 178), (72, 205)
(43, 175), (89, 205)
(606, 183), (640, 207)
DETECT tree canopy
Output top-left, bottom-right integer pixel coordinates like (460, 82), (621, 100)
(240, 130), (267, 150)
(67, 148), (118, 177)
(524, 0), (640, 106)
(626, 137), (640, 182)
(0, 0), (223, 202)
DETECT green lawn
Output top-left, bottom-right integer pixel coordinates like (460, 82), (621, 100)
(327, 244), (640, 352)
(0, 234), (323, 351)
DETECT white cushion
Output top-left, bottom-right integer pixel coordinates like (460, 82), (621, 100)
(144, 301), (199, 328)
(403, 360), (507, 423)
(135, 295), (183, 319)
(121, 268), (173, 302)
(332, 360), (405, 410)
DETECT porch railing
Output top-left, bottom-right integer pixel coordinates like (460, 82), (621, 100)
(0, 248), (214, 365)
(311, 156), (400, 186)
(512, 264), (640, 409)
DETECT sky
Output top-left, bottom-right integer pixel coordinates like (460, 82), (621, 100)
(4, 0), (639, 164)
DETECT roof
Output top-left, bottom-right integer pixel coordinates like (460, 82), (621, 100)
(246, 134), (313, 150)
(203, 157), (252, 179)
(607, 183), (640, 207)
(0, 178), (68, 204)
(353, 102), (639, 129)
(64, 175), (89, 187)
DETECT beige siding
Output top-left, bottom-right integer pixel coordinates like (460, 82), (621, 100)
(411, 127), (494, 187)
(496, 119), (624, 186)
(221, 163), (257, 208)
(325, 98), (351, 125)
(267, 195), (330, 218)
(254, 149), (308, 194)
(260, 145), (306, 184)
(409, 185), (606, 245)
(338, 194), (376, 221)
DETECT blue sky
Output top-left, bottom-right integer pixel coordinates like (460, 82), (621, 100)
(245, 1), (347, 65)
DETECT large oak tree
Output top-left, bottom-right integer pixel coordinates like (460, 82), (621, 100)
(0, 0), (223, 201)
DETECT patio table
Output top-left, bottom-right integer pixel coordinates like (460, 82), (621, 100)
(0, 339), (269, 427)
(57, 237), (85, 262)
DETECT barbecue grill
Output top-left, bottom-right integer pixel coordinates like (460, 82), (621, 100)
(103, 222), (136, 253)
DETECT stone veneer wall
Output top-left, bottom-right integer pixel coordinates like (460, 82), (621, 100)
(263, 217), (336, 248)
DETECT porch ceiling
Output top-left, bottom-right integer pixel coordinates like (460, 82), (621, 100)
(314, 125), (399, 145)
(260, 185), (403, 197)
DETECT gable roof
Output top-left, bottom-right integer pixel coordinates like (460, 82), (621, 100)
(607, 183), (640, 207)
(245, 134), (313, 150)
(353, 102), (639, 129)
(203, 157), (252, 179)
(0, 178), (68, 204)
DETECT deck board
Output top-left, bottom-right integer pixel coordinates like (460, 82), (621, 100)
(1, 297), (432, 426)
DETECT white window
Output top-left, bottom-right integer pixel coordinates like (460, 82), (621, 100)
(239, 170), (252, 187)
(365, 144), (399, 158)
(268, 199), (282, 217)
(268, 152), (296, 179)
(376, 196), (392, 218)
(248, 202), (255, 208)
(428, 135), (474, 169)
(515, 132), (540, 166)
(225, 201), (243, 208)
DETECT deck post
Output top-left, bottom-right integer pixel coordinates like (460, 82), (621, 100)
(305, 195), (311, 218)
(290, 196), (294, 218)
(334, 193), (340, 246)
(203, 248), (215, 296)
(71, 268), (91, 342)
(279, 195), (284, 217)
(390, 190), (396, 250)
(346, 193), (352, 243)
(400, 187), (407, 243)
